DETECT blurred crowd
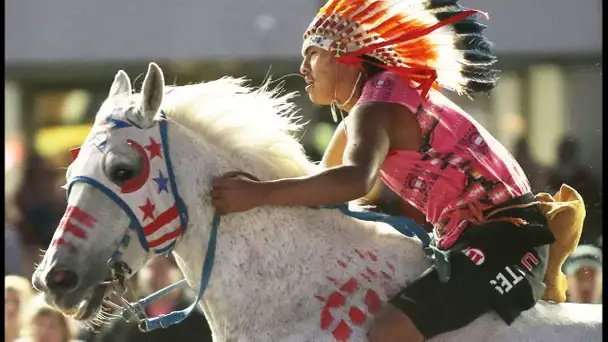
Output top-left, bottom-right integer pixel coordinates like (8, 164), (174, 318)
(530, 136), (603, 305)
(5, 255), (213, 342)
(4, 133), (602, 342)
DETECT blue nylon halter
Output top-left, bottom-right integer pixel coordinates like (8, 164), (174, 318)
(67, 114), (189, 255)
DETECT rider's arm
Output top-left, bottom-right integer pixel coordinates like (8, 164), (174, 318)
(257, 102), (393, 207)
(320, 120), (383, 205)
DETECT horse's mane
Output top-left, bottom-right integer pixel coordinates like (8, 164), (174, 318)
(108, 77), (319, 180)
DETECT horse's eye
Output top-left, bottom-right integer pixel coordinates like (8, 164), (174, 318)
(102, 146), (145, 191)
(110, 167), (134, 183)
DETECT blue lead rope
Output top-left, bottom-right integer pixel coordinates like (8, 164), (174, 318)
(322, 204), (431, 247)
(323, 204), (451, 283)
(129, 202), (449, 332)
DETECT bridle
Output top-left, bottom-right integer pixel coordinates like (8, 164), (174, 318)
(66, 111), (436, 332)
(66, 111), (205, 331)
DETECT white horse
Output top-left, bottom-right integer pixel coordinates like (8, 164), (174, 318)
(33, 63), (601, 341)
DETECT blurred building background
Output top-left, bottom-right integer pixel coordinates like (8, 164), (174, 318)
(4, 0), (602, 341)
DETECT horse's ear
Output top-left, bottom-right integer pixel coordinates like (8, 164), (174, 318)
(140, 62), (165, 122)
(109, 70), (132, 98)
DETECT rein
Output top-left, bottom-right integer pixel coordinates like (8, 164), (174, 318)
(116, 212), (220, 331)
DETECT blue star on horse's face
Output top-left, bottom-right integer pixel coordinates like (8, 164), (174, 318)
(33, 63), (167, 322)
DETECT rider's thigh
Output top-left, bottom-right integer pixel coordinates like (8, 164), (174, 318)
(388, 255), (494, 339)
(368, 304), (424, 342)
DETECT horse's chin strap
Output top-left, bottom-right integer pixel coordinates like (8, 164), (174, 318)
(119, 210), (222, 332)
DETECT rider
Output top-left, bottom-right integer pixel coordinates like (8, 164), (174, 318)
(211, 0), (584, 340)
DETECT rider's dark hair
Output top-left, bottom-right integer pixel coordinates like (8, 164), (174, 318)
(360, 55), (386, 80)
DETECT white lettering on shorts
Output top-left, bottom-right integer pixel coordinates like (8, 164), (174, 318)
(490, 266), (525, 295)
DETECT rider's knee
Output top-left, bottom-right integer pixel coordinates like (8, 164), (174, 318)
(368, 305), (424, 342)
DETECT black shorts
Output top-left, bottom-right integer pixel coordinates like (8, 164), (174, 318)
(390, 194), (555, 339)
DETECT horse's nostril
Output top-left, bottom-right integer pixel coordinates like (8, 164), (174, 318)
(45, 269), (79, 293)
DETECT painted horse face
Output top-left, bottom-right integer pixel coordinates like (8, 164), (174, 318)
(33, 63), (172, 321)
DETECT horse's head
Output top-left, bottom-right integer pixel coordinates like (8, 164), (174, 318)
(33, 63), (175, 321)
(33, 62), (317, 323)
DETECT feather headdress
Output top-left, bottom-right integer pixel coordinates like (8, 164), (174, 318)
(302, 0), (499, 97)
